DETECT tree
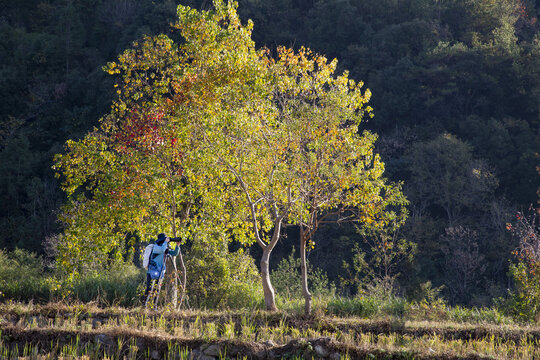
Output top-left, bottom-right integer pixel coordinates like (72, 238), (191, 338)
(506, 208), (540, 319)
(351, 215), (416, 298)
(168, 1), (292, 311)
(269, 47), (408, 314)
(54, 1), (256, 307)
(157, 3), (407, 313)
(206, 102), (296, 312)
(440, 226), (486, 304)
(406, 133), (498, 226)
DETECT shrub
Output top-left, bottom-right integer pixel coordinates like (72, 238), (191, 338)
(447, 305), (508, 324)
(185, 237), (263, 309)
(70, 262), (145, 307)
(0, 249), (51, 302)
(271, 247), (335, 301)
(327, 296), (379, 317)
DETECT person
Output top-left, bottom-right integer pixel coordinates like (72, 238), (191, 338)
(144, 233), (181, 307)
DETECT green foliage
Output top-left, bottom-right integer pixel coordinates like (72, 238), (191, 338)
(340, 219), (415, 299)
(271, 247), (335, 300)
(70, 263), (145, 307)
(507, 262), (540, 318)
(347, 215), (415, 298)
(410, 281), (447, 306)
(447, 305), (508, 324)
(0, 133), (58, 250)
(326, 293), (512, 323)
(185, 237), (263, 309)
(406, 133), (498, 224)
(498, 260), (539, 322)
(0, 249), (50, 302)
(0, 249), (144, 307)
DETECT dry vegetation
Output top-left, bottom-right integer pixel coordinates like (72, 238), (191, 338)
(0, 302), (539, 359)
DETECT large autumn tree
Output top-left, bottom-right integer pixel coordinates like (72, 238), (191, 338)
(269, 47), (407, 314)
(204, 42), (408, 313)
(54, 35), (207, 306)
(53, 1), (258, 306)
(55, 0), (406, 311)
(181, 3), (293, 311)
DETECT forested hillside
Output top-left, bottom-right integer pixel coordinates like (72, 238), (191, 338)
(1, 0), (539, 307)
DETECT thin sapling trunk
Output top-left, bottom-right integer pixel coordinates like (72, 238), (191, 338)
(300, 226), (312, 315)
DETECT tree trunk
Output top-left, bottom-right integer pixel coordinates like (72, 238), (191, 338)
(161, 255), (180, 307)
(169, 187), (187, 309)
(300, 235), (312, 315)
(261, 247), (278, 311)
(169, 256), (178, 308)
(176, 247), (188, 309)
(164, 248), (187, 310)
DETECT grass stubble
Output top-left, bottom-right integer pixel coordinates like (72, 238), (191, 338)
(0, 302), (539, 359)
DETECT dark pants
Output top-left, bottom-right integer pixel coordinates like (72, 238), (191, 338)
(144, 273), (152, 298)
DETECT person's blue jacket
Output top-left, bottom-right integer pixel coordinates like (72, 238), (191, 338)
(148, 241), (180, 276)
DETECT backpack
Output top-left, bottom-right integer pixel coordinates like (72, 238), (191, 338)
(142, 243), (155, 270)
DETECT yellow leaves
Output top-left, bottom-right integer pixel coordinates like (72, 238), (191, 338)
(104, 61), (120, 75)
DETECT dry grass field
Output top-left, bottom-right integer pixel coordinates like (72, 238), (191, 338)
(0, 302), (539, 359)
